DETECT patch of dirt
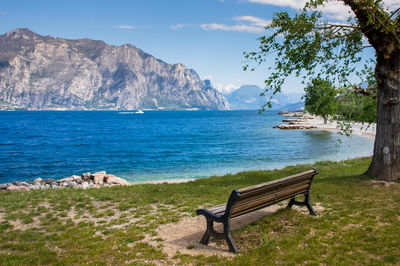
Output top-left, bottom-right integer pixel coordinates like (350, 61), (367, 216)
(292, 202), (325, 215)
(343, 223), (362, 230)
(38, 201), (52, 209)
(147, 202), (324, 258)
(370, 180), (400, 188)
(0, 212), (5, 223)
(8, 216), (42, 231)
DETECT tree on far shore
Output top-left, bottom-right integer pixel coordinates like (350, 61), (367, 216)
(244, 0), (400, 182)
(303, 78), (337, 124)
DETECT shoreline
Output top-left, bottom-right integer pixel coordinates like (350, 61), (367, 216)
(309, 117), (376, 140)
(275, 112), (376, 140)
(130, 178), (197, 185)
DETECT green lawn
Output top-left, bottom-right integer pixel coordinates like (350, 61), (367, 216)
(0, 157), (399, 265)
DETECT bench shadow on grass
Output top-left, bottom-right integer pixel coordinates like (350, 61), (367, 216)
(154, 204), (288, 257)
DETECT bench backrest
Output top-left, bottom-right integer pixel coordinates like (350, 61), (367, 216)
(225, 169), (317, 218)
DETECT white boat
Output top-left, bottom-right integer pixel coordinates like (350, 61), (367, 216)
(135, 109), (144, 114)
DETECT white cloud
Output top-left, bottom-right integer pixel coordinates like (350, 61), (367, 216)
(384, 0), (400, 9)
(247, 0), (306, 9)
(200, 15), (270, 33)
(233, 16), (271, 27)
(114, 25), (136, 30)
(247, 0), (400, 22)
(246, 0), (351, 21)
(200, 23), (265, 33)
(170, 24), (191, 30)
(318, 1), (353, 21)
(215, 83), (240, 94)
(202, 75), (214, 80)
(270, 98), (280, 104)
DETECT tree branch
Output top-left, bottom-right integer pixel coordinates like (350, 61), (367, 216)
(315, 23), (360, 30)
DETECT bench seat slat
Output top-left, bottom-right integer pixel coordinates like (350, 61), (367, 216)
(204, 183), (310, 217)
(234, 179), (311, 207)
(231, 184), (310, 216)
(208, 204), (225, 213)
(231, 188), (309, 218)
(238, 174), (313, 200)
(238, 170), (315, 194)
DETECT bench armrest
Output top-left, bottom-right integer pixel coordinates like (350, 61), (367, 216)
(196, 208), (224, 222)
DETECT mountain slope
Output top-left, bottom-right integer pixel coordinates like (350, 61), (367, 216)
(223, 85), (303, 110)
(0, 28), (229, 110)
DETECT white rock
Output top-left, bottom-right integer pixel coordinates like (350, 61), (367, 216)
(104, 175), (130, 186)
(6, 184), (31, 191)
(81, 182), (89, 189)
(81, 172), (91, 181)
(93, 175), (104, 185)
(57, 177), (74, 183)
(33, 177), (43, 183)
(72, 175), (82, 184)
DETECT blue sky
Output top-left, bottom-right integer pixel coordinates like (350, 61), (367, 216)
(0, 0), (395, 94)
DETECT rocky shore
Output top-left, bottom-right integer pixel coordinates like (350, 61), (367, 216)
(274, 111), (376, 137)
(0, 171), (130, 191)
(274, 111), (317, 129)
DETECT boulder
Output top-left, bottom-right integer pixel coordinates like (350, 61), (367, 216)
(33, 177), (43, 184)
(81, 172), (91, 181)
(93, 175), (104, 185)
(81, 182), (89, 189)
(66, 182), (77, 188)
(72, 175), (82, 184)
(281, 111), (304, 117)
(7, 184), (31, 191)
(43, 179), (55, 185)
(0, 183), (11, 190)
(91, 171), (106, 178)
(104, 175), (130, 186)
(30, 184), (41, 190)
(92, 171), (106, 185)
(13, 181), (30, 187)
(57, 177), (74, 183)
(273, 124), (317, 130)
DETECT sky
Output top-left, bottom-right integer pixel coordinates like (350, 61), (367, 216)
(0, 0), (399, 94)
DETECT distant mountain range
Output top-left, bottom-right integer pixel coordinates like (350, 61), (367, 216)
(0, 28), (229, 110)
(223, 85), (304, 110)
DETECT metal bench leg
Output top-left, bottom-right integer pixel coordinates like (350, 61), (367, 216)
(223, 220), (238, 253)
(200, 219), (213, 245)
(305, 193), (317, 216)
(287, 195), (317, 216)
(287, 197), (295, 209)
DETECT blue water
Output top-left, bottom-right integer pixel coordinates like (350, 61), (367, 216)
(0, 110), (374, 183)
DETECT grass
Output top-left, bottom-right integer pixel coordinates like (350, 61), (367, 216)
(0, 157), (399, 265)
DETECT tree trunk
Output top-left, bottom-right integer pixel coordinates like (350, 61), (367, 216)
(366, 54), (400, 182)
(342, 0), (400, 182)
(323, 116), (328, 124)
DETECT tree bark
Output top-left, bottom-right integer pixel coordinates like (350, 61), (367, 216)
(343, 0), (400, 181)
(366, 54), (400, 182)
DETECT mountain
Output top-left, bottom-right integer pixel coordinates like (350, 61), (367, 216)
(223, 85), (303, 110)
(0, 28), (229, 110)
(278, 101), (305, 111)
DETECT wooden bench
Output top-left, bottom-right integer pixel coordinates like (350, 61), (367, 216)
(196, 169), (318, 253)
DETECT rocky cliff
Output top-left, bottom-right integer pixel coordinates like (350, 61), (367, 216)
(0, 29), (229, 110)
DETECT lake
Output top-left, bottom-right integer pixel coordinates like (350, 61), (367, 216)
(0, 110), (374, 183)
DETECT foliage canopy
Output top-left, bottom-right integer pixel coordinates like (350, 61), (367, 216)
(303, 78), (337, 123)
